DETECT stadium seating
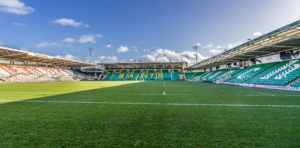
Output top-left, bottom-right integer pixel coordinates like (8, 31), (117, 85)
(193, 71), (215, 82)
(125, 72), (139, 80)
(102, 71), (179, 81)
(101, 59), (300, 86)
(247, 59), (300, 86)
(291, 79), (300, 87)
(226, 63), (274, 83)
(145, 72), (156, 80)
(172, 71), (180, 80)
(0, 64), (74, 82)
(0, 66), (10, 77)
(164, 72), (172, 80)
(189, 72), (205, 81)
(104, 72), (113, 80)
(110, 72), (125, 80)
(156, 72), (164, 80)
(208, 69), (241, 82)
(72, 70), (95, 80)
(185, 73), (195, 80)
(188, 60), (300, 87)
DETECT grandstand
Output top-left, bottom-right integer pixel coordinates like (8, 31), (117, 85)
(93, 20), (300, 91)
(1, 20), (300, 91)
(98, 62), (187, 81)
(185, 20), (300, 91)
(0, 46), (92, 82)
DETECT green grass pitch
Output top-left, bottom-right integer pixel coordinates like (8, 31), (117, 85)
(0, 81), (300, 147)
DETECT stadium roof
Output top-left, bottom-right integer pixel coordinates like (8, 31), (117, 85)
(98, 62), (188, 69)
(189, 20), (300, 70)
(0, 46), (92, 67)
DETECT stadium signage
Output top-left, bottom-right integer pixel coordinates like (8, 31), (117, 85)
(117, 73), (164, 79)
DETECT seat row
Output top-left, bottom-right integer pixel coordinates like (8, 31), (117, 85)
(188, 59), (300, 87)
(0, 64), (74, 82)
(103, 71), (183, 81)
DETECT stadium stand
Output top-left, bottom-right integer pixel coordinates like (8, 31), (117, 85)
(210, 69), (241, 82)
(163, 71), (172, 80)
(187, 60), (300, 87)
(225, 63), (275, 83)
(189, 72), (205, 81)
(0, 64), (75, 82)
(171, 71), (180, 80)
(185, 20), (300, 90)
(98, 62), (187, 81)
(185, 72), (195, 80)
(0, 46), (92, 82)
(247, 59), (300, 86)
(101, 70), (182, 81)
(291, 79), (300, 87)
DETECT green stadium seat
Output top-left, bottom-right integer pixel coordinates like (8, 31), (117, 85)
(247, 59), (300, 86)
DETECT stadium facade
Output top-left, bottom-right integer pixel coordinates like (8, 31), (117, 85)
(0, 20), (299, 90)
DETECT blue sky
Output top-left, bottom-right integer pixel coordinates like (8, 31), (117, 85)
(0, 0), (299, 64)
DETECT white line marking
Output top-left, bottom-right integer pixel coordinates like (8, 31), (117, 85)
(247, 95), (300, 97)
(140, 93), (191, 96)
(163, 81), (166, 95)
(245, 92), (300, 97)
(0, 100), (300, 108)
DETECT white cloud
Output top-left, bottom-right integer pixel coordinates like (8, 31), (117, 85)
(55, 54), (81, 61)
(117, 46), (129, 53)
(0, 41), (4, 46)
(98, 56), (119, 63)
(216, 45), (223, 49)
(77, 34), (103, 43)
(0, 0), (34, 15)
(142, 54), (156, 62)
(12, 22), (24, 26)
(193, 43), (201, 48)
(209, 48), (222, 54)
(106, 44), (112, 48)
(203, 44), (213, 48)
(62, 37), (76, 43)
(52, 18), (89, 28)
(143, 49), (150, 52)
(252, 32), (262, 37)
(96, 34), (103, 38)
(36, 42), (60, 48)
(19, 47), (28, 51)
(78, 35), (96, 43)
(39, 34), (102, 46)
(95, 49), (207, 64)
(141, 49), (207, 64)
(132, 46), (138, 52)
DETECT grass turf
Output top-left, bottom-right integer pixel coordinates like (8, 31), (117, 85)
(0, 81), (300, 147)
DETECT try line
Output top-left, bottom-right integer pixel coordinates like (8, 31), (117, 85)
(0, 99), (300, 108)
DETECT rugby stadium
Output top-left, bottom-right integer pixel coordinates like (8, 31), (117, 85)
(0, 1), (300, 147)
